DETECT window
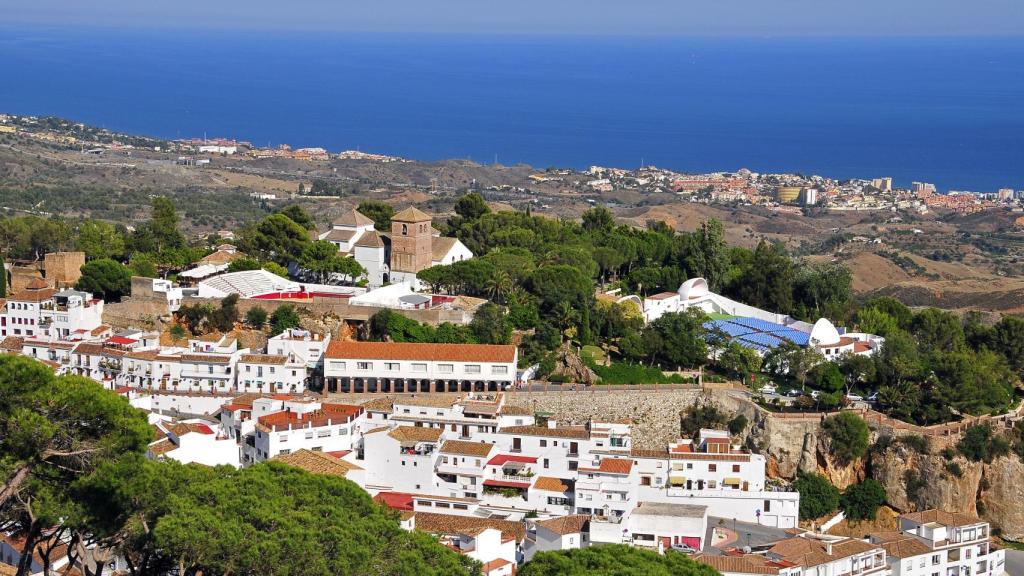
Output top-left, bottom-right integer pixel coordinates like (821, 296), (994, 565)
(279, 434), (289, 442)
(491, 365), (508, 375)
(732, 464), (740, 473)
(305, 431), (314, 439)
(686, 463), (693, 470)
(543, 458), (549, 469)
(401, 224), (408, 235)
(540, 440), (547, 447)
(384, 362), (400, 371)
(329, 361), (346, 370)
(357, 362), (372, 370)
(569, 461), (578, 471)
(278, 449), (291, 455)
(317, 429), (331, 438)
(412, 363), (427, 372)
(709, 464), (717, 472)
(764, 500), (771, 512)
(438, 364), (454, 374)
(464, 364), (481, 374)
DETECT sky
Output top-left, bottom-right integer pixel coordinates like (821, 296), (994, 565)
(3, 0), (1023, 36)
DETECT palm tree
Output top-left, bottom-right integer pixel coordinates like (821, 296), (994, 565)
(485, 270), (512, 304)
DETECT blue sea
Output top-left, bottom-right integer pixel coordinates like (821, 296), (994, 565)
(1, 27), (1022, 191)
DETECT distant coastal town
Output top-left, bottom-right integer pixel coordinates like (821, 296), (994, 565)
(2, 113), (1020, 221)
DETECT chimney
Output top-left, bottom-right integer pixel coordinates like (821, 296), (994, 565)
(547, 419), (557, 429)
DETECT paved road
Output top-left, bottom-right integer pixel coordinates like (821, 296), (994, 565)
(703, 517), (790, 554)
(1005, 549), (1024, 576)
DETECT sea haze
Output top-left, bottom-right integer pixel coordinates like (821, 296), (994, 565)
(1, 27), (1021, 191)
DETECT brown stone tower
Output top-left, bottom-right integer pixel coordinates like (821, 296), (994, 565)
(390, 206), (433, 279)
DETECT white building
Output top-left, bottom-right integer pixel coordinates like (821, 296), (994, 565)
(0, 280), (104, 340)
(324, 341), (518, 394)
(763, 532), (889, 576)
(871, 510), (1005, 576)
(147, 419), (241, 467)
(632, 429), (800, 528)
(236, 353), (308, 394)
(249, 400), (363, 464)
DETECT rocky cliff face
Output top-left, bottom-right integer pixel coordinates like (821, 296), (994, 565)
(979, 456), (1024, 541)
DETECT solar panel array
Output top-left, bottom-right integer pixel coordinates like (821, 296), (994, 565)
(704, 317), (811, 352)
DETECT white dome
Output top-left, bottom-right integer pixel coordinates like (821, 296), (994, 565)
(809, 318), (841, 346)
(678, 278), (710, 301)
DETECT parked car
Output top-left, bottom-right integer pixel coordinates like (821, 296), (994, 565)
(809, 390), (820, 400)
(758, 384), (777, 395)
(846, 393), (864, 402)
(786, 389), (803, 397)
(669, 544), (698, 554)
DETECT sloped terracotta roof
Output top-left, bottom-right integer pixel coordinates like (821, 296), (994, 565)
(8, 287), (56, 302)
(361, 397), (395, 412)
(769, 537), (879, 568)
(692, 554), (787, 575)
(579, 458), (633, 475)
(148, 438), (177, 456)
(257, 404), (362, 431)
(533, 476), (571, 492)
(500, 404), (533, 416)
(354, 230), (386, 249)
(412, 511), (526, 542)
(326, 341), (516, 363)
(536, 514), (590, 535)
(180, 353), (232, 364)
(387, 426), (443, 443)
(901, 509), (981, 528)
(0, 336), (24, 351)
(870, 532), (932, 558)
(322, 228), (357, 243)
(440, 440), (494, 457)
(274, 448), (362, 476)
(392, 206), (432, 223)
(431, 236), (459, 261)
(333, 209), (375, 228)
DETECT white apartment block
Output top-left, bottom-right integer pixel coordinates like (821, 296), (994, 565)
(0, 280), (104, 340)
(324, 341), (518, 394)
(236, 354), (308, 394)
(267, 328), (331, 370)
(871, 510), (1005, 576)
(631, 429), (800, 528)
(246, 400), (363, 464)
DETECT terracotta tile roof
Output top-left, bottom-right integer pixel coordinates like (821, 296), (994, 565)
(151, 425), (167, 441)
(631, 447), (752, 463)
(326, 341), (516, 363)
(354, 230), (386, 249)
(197, 249), (243, 265)
(239, 354), (290, 365)
(482, 559), (512, 572)
(392, 394), (462, 408)
(180, 353), (232, 364)
(536, 514), (590, 536)
(440, 440), (494, 457)
(431, 236), (459, 261)
(0, 336), (24, 351)
(332, 209), (375, 228)
(274, 448), (362, 476)
(533, 476), (571, 492)
(692, 554), (786, 575)
(392, 206), (432, 223)
(257, 404), (363, 431)
(387, 426), (443, 443)
(167, 422), (215, 436)
(769, 537), (879, 568)
(361, 397), (395, 411)
(500, 404), (533, 416)
(900, 509), (981, 528)
(322, 228), (357, 243)
(498, 425), (589, 439)
(412, 511), (526, 542)
(7, 288), (57, 302)
(73, 343), (126, 357)
(579, 458), (633, 475)
(148, 438), (177, 456)
(870, 533), (932, 558)
(24, 339), (75, 349)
